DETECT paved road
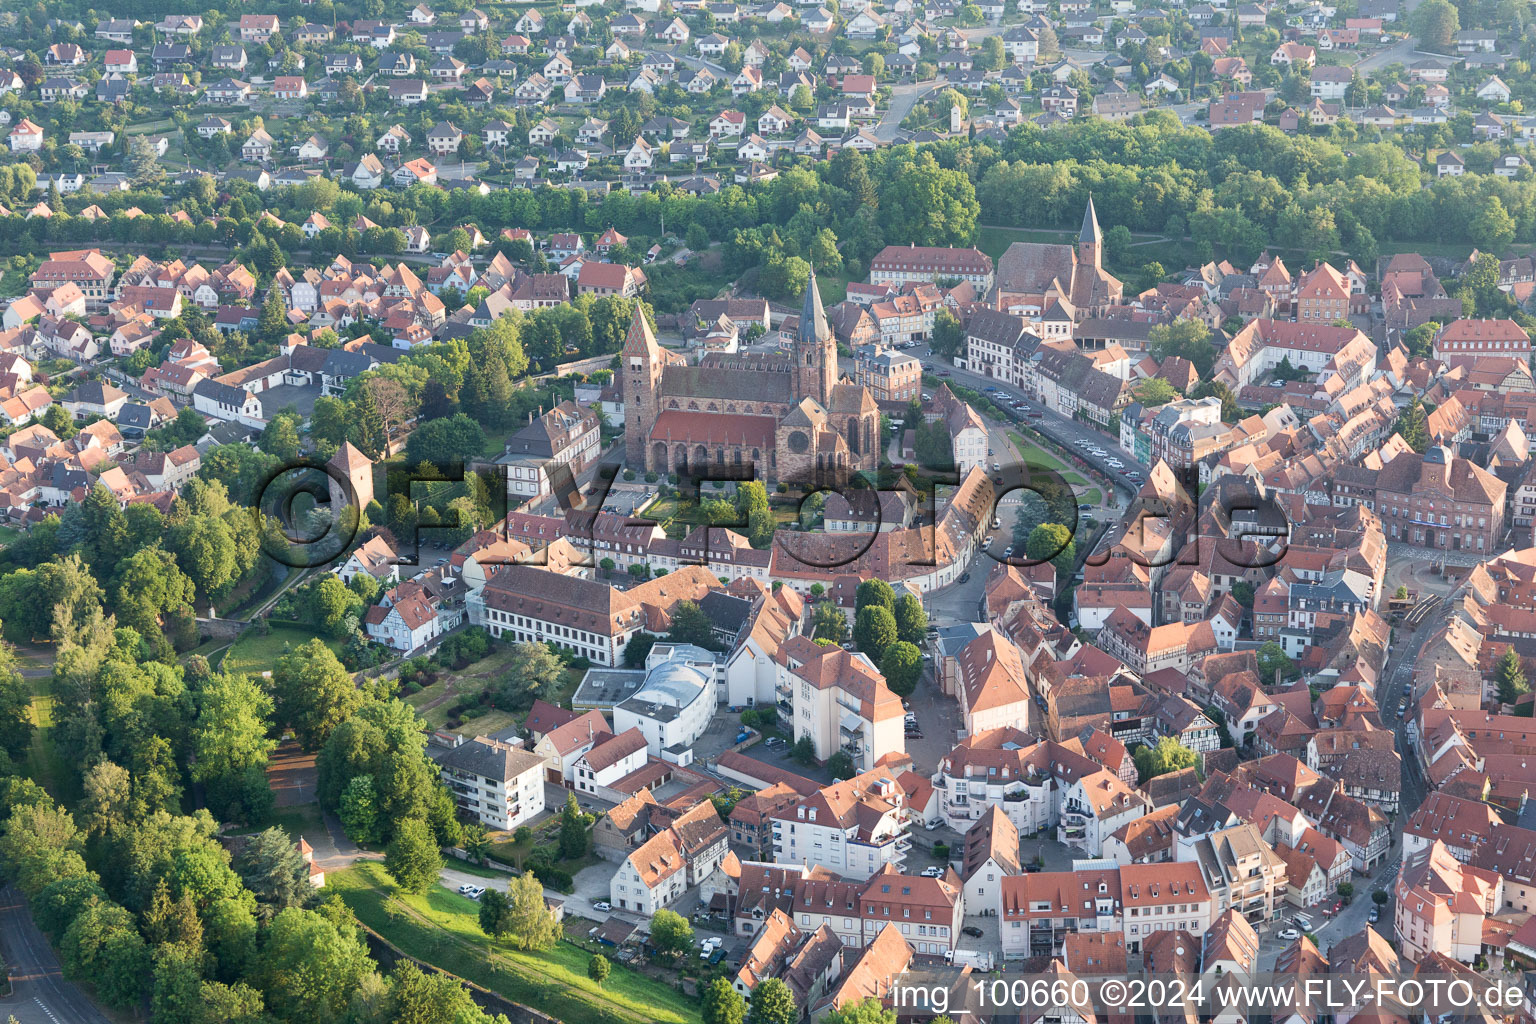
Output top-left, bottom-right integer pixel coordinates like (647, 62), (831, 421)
(1350, 37), (1420, 75)
(875, 78), (942, 142)
(0, 886), (112, 1024)
(913, 346), (1139, 504)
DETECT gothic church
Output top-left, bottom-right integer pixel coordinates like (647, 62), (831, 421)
(623, 270), (881, 485)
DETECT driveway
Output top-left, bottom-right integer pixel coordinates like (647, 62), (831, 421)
(0, 886), (112, 1024)
(440, 858), (621, 926)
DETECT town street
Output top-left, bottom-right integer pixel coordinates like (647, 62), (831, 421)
(0, 886), (112, 1024)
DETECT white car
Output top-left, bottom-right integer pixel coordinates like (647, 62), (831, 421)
(458, 884), (485, 900)
(1106, 459), (1123, 468)
(592, 900), (612, 912)
(1277, 927), (1301, 941)
(921, 866), (945, 878)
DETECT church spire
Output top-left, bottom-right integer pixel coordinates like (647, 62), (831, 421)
(797, 267), (830, 345)
(1079, 194), (1102, 246)
(621, 302), (659, 359)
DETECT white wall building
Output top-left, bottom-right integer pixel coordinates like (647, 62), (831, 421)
(438, 737), (546, 830)
(612, 644), (718, 763)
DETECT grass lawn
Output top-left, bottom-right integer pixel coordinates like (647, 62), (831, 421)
(406, 647), (582, 732)
(1080, 488), (1103, 506)
(329, 863), (699, 1024)
(220, 627), (342, 678)
(1008, 432), (1069, 473)
(24, 676), (70, 802)
(0, 525), (21, 548)
(485, 814), (602, 875)
(976, 225), (1077, 262)
(231, 801), (325, 840)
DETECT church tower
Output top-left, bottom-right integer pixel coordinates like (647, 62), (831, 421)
(792, 268), (836, 408)
(1077, 194), (1103, 272)
(622, 305), (663, 469)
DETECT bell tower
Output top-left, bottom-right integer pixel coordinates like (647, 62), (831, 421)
(792, 268), (836, 407)
(622, 305), (663, 468)
(1078, 194), (1103, 272)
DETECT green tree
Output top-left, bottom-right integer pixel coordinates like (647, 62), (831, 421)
(1149, 318), (1216, 379)
(307, 575), (364, 640)
(559, 792), (589, 860)
(1495, 647), (1530, 706)
(1134, 377), (1181, 405)
(1403, 322), (1440, 359)
(825, 751), (855, 779)
(498, 641), (567, 706)
(1411, 0), (1460, 51)
(855, 578), (896, 614)
(60, 898), (150, 1010)
(588, 953), (611, 986)
(254, 906), (374, 1023)
(235, 827), (314, 915)
(339, 775), (382, 844)
(1256, 641), (1297, 683)
(272, 639), (362, 750)
(791, 735), (817, 764)
(1470, 197), (1516, 253)
(930, 308), (965, 359)
(478, 887), (511, 938)
(748, 978), (798, 1024)
(622, 633), (658, 668)
(854, 605), (898, 662)
(703, 977), (747, 1024)
(650, 908), (695, 958)
(191, 672), (277, 824)
(505, 869), (560, 950)
(892, 592), (927, 645)
(1026, 522), (1076, 576)
(259, 411), (303, 461)
(824, 999), (898, 1024)
(0, 646), (33, 762)
(880, 641), (923, 698)
(385, 817), (443, 894)
(1133, 735), (1199, 783)
(667, 600), (719, 649)
(812, 602), (848, 643)
(1396, 399), (1430, 453)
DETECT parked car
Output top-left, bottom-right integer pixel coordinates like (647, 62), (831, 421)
(1368, 908), (1380, 923)
(921, 866), (945, 878)
(592, 900), (612, 912)
(458, 884), (485, 899)
(1277, 928), (1301, 941)
(962, 926), (984, 938)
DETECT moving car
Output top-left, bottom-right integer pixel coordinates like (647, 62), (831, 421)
(1368, 908), (1380, 923)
